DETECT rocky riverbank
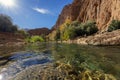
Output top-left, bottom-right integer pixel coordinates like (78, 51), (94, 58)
(60, 30), (120, 46)
(0, 32), (25, 46)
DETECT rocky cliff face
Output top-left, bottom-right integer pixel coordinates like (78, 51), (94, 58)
(53, 0), (120, 31)
(28, 28), (50, 36)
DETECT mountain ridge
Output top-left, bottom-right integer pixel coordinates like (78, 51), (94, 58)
(28, 28), (50, 36)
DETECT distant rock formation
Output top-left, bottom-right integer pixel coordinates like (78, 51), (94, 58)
(53, 0), (120, 31)
(28, 28), (50, 36)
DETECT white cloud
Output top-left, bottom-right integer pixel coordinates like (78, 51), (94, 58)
(33, 7), (50, 14)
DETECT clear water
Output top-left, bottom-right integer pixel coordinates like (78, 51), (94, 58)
(0, 43), (120, 79)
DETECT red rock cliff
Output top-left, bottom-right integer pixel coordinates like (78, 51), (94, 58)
(53, 0), (120, 31)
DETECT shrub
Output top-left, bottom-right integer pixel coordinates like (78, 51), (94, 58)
(51, 20), (98, 41)
(75, 23), (86, 36)
(60, 21), (80, 40)
(17, 29), (28, 37)
(76, 21), (98, 36)
(67, 27), (77, 40)
(108, 20), (120, 32)
(26, 36), (44, 43)
(70, 21), (81, 27)
(48, 30), (57, 41)
(54, 29), (60, 41)
(84, 21), (98, 35)
(60, 25), (77, 40)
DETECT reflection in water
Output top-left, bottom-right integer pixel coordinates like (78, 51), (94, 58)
(0, 74), (3, 80)
(51, 43), (120, 79)
(0, 43), (120, 79)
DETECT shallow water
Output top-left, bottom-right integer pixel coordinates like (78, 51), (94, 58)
(0, 43), (120, 80)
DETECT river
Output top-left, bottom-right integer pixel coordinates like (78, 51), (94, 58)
(0, 43), (120, 80)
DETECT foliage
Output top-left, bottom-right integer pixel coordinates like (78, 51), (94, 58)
(59, 20), (98, 40)
(61, 27), (77, 40)
(59, 18), (71, 31)
(40, 34), (47, 41)
(48, 20), (98, 41)
(16, 29), (28, 37)
(59, 19), (74, 40)
(48, 30), (57, 41)
(0, 14), (18, 33)
(54, 29), (60, 41)
(107, 20), (120, 32)
(47, 18), (72, 41)
(26, 36), (44, 43)
(81, 21), (98, 35)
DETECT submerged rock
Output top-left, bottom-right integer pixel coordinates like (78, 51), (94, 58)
(0, 52), (52, 80)
(8, 62), (117, 80)
(80, 70), (117, 80)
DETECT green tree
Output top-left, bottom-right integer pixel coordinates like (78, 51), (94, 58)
(76, 21), (98, 36)
(0, 14), (18, 33)
(11, 25), (18, 33)
(108, 20), (120, 32)
(60, 25), (77, 40)
(84, 21), (98, 35)
(70, 21), (81, 27)
(49, 20), (98, 41)
(54, 29), (60, 41)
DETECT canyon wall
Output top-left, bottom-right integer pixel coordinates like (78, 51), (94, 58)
(53, 0), (120, 31)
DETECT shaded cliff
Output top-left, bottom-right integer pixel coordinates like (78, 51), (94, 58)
(28, 28), (50, 36)
(53, 0), (120, 31)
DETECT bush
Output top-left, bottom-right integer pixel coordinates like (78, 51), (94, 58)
(26, 36), (44, 43)
(52, 20), (98, 41)
(108, 20), (120, 32)
(76, 21), (98, 36)
(84, 21), (98, 35)
(17, 29), (28, 37)
(60, 25), (77, 40)
(48, 30), (57, 41)
(60, 21), (80, 40)
(70, 21), (81, 27)
(54, 29), (60, 41)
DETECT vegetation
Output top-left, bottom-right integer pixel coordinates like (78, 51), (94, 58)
(61, 26), (77, 40)
(15, 29), (28, 37)
(54, 29), (60, 41)
(81, 21), (98, 35)
(26, 36), (44, 43)
(0, 14), (18, 33)
(108, 20), (120, 32)
(49, 20), (98, 41)
(47, 30), (57, 41)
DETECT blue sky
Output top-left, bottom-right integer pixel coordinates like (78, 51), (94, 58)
(0, 0), (73, 29)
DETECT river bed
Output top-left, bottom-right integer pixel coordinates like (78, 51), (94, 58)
(0, 43), (120, 80)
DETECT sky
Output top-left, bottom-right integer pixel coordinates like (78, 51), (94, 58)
(0, 0), (73, 29)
